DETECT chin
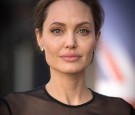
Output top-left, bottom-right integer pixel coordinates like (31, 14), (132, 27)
(59, 66), (86, 74)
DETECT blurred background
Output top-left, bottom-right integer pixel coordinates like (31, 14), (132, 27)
(0, 0), (134, 108)
(0, 0), (50, 95)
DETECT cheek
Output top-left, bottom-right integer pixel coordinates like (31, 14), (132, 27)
(83, 44), (95, 65)
(82, 40), (96, 55)
(84, 47), (94, 61)
(44, 43), (55, 55)
(43, 41), (57, 65)
(43, 39), (61, 57)
(81, 40), (96, 65)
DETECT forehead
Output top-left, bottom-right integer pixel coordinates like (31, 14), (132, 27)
(44, 0), (93, 25)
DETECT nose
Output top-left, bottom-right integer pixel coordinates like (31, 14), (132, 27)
(64, 33), (77, 49)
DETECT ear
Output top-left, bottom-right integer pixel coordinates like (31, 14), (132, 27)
(35, 28), (44, 50)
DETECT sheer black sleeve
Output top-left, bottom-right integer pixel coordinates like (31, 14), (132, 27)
(0, 98), (12, 115)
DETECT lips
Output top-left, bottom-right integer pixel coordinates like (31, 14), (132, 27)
(60, 54), (81, 62)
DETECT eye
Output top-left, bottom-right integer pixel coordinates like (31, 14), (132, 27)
(78, 29), (90, 35)
(51, 29), (63, 35)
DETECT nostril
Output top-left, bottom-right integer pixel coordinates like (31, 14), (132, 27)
(64, 39), (77, 49)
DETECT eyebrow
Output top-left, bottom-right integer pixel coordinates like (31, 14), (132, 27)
(75, 22), (92, 28)
(49, 22), (65, 27)
(49, 21), (92, 27)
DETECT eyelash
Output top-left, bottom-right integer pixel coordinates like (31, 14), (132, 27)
(51, 29), (63, 34)
(50, 28), (90, 36)
(77, 29), (90, 35)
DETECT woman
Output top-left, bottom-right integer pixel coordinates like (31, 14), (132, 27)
(0, 0), (135, 114)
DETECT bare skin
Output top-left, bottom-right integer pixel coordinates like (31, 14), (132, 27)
(35, 0), (100, 105)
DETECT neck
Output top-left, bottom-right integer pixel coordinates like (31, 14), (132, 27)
(46, 68), (92, 105)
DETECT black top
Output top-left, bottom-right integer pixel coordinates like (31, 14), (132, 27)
(0, 86), (135, 115)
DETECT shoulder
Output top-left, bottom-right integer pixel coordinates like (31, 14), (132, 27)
(92, 90), (130, 106)
(0, 86), (46, 114)
(4, 86), (47, 103)
(91, 90), (135, 114)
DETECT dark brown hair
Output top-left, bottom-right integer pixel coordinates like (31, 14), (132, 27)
(34, 0), (104, 35)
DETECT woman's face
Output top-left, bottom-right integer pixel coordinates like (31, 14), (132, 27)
(36, 0), (100, 74)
